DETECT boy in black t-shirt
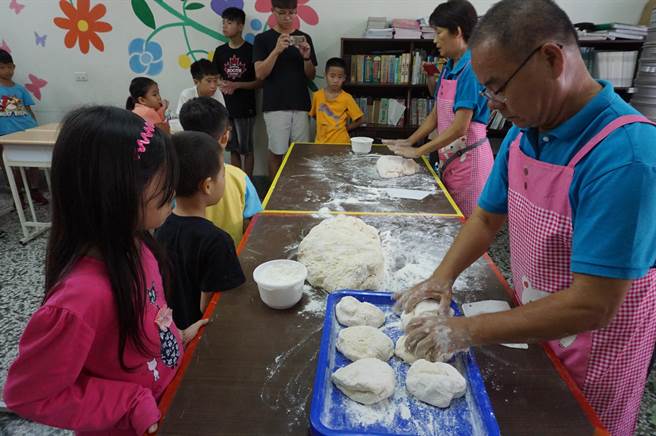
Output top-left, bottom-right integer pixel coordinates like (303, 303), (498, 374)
(253, 0), (317, 180)
(213, 7), (261, 179)
(156, 126), (245, 330)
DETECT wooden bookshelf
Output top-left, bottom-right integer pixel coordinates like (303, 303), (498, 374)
(341, 37), (437, 140)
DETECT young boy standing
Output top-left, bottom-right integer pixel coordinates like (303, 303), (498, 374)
(179, 97), (262, 245)
(309, 57), (364, 144)
(253, 0), (317, 180)
(175, 59), (226, 116)
(156, 130), (245, 330)
(213, 7), (261, 180)
(0, 49), (48, 205)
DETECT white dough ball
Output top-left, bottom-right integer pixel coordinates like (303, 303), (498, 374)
(376, 155), (421, 178)
(394, 335), (454, 364)
(406, 359), (467, 408)
(331, 358), (396, 405)
(336, 325), (394, 362)
(335, 296), (385, 327)
(297, 216), (384, 292)
(401, 299), (442, 330)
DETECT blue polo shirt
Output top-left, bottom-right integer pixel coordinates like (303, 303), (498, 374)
(436, 49), (490, 125)
(479, 81), (656, 279)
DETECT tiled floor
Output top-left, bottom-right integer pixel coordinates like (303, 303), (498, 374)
(0, 190), (655, 435)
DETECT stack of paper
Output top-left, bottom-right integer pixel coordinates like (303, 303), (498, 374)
(392, 18), (421, 39)
(364, 16), (392, 39)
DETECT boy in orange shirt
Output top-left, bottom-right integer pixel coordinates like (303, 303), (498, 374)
(309, 57), (364, 144)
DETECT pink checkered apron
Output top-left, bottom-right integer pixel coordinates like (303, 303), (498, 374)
(436, 73), (494, 217)
(507, 114), (656, 435)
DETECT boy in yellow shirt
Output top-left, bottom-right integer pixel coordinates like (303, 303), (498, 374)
(179, 97), (262, 245)
(309, 57), (364, 144)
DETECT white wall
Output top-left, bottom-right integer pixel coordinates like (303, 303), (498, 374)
(0, 0), (649, 175)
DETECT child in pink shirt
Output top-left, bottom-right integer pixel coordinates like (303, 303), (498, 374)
(3, 106), (206, 435)
(126, 77), (170, 133)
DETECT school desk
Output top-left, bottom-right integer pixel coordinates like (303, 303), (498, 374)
(157, 214), (605, 436)
(262, 142), (463, 217)
(0, 125), (59, 244)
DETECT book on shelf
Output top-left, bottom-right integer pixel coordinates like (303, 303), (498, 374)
(594, 23), (648, 34)
(408, 97), (434, 127)
(364, 16), (393, 38)
(580, 49), (639, 87)
(355, 97), (406, 127)
(578, 30), (645, 41)
(392, 18), (421, 39)
(348, 53), (414, 84)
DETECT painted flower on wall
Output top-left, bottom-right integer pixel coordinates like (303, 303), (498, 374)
(129, 38), (164, 76)
(53, 0), (112, 54)
(210, 0), (244, 16)
(254, 0), (319, 30)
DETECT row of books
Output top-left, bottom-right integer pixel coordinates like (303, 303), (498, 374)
(580, 49), (639, 88)
(354, 97), (407, 127)
(577, 22), (647, 41)
(408, 98), (435, 127)
(348, 53), (415, 84)
(347, 52), (438, 85)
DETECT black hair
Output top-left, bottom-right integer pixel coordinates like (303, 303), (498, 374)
(125, 77), (158, 110)
(325, 57), (347, 73)
(190, 59), (219, 81)
(45, 106), (178, 370)
(469, 0), (578, 61)
(179, 97), (230, 139)
(272, 0), (297, 9)
(172, 131), (222, 197)
(429, 0), (478, 43)
(0, 49), (13, 64)
(222, 6), (245, 24)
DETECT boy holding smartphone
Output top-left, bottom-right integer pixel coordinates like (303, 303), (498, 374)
(253, 0), (317, 180)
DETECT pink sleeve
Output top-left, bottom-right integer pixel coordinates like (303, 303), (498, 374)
(3, 306), (160, 435)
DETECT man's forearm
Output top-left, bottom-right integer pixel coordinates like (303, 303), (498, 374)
(255, 52), (279, 81)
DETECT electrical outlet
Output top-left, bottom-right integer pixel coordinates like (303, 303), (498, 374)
(74, 72), (88, 82)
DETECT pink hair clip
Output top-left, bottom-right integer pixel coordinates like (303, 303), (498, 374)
(135, 121), (155, 159)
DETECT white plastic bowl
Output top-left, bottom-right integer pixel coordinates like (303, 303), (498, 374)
(351, 136), (374, 154)
(253, 259), (307, 309)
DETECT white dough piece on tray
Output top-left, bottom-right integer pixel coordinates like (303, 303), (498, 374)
(406, 359), (467, 408)
(336, 325), (394, 362)
(332, 358), (396, 405)
(336, 296), (386, 327)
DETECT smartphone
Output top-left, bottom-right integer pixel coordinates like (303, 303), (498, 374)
(422, 63), (439, 76)
(289, 35), (307, 46)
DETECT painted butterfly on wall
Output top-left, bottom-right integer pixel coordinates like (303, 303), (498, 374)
(9, 0), (25, 15)
(34, 32), (47, 47)
(25, 74), (47, 101)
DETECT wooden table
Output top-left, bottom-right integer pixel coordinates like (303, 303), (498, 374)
(157, 214), (604, 435)
(0, 125), (59, 243)
(262, 143), (462, 217)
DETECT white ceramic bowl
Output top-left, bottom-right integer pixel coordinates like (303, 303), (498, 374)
(253, 259), (307, 309)
(351, 136), (374, 154)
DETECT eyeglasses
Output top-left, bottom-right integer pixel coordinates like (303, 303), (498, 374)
(273, 8), (297, 17)
(480, 43), (562, 103)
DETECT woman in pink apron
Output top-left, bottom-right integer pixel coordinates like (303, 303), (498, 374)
(384, 0), (494, 217)
(394, 1), (656, 434)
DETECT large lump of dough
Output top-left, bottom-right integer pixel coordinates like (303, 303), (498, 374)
(336, 325), (394, 361)
(376, 155), (421, 178)
(297, 216), (384, 292)
(406, 359), (466, 408)
(331, 358), (396, 404)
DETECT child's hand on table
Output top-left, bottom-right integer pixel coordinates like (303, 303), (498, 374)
(181, 318), (210, 346)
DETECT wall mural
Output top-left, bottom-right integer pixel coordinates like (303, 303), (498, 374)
(1, 0), (320, 102)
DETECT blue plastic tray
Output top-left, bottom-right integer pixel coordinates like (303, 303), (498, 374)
(310, 290), (500, 436)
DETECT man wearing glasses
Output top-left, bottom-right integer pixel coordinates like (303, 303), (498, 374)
(254, 0), (317, 181)
(395, 1), (656, 435)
